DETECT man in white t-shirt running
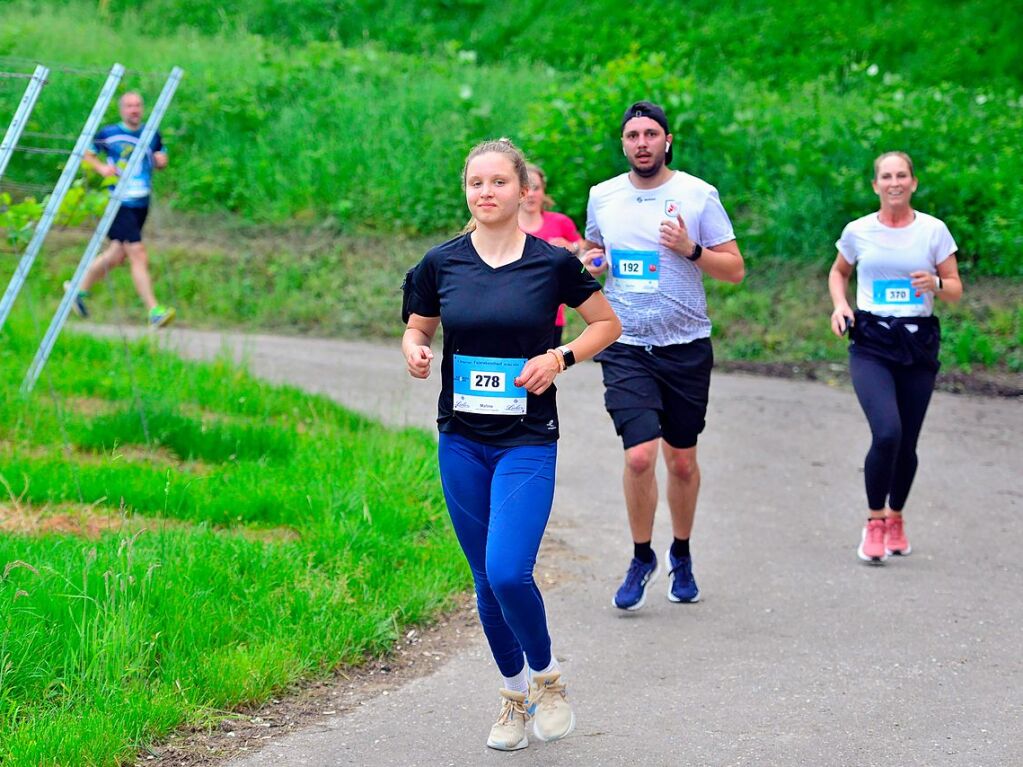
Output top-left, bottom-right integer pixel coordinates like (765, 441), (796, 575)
(580, 101), (745, 610)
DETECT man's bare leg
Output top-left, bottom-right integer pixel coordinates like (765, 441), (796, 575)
(663, 443), (700, 540)
(80, 240), (126, 292)
(623, 438), (660, 543)
(125, 242), (157, 311)
(611, 437), (664, 608)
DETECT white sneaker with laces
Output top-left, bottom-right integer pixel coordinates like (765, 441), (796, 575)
(528, 671), (575, 742)
(486, 688), (529, 751)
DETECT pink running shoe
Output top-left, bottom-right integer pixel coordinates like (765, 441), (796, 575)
(885, 516), (912, 556)
(857, 518), (888, 564)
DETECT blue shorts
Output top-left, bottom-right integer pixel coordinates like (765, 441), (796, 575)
(596, 339), (713, 450)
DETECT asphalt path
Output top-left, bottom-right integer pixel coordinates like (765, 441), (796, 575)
(91, 326), (1023, 767)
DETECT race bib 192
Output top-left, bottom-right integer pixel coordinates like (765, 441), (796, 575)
(610, 249), (659, 293)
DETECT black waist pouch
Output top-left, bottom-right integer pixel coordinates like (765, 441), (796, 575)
(400, 265), (418, 324)
(850, 310), (941, 371)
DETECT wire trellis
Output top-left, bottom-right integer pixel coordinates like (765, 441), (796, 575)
(21, 131), (81, 141)
(0, 179), (53, 195)
(0, 55), (169, 79)
(2, 59), (186, 509)
(13, 146), (72, 156)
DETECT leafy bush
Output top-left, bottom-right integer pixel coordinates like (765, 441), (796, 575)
(64, 0), (1023, 90)
(3, 3), (1021, 275)
(0, 8), (548, 234)
(522, 54), (1023, 276)
(0, 182), (108, 249)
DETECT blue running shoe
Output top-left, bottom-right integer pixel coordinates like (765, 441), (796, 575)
(63, 280), (89, 318)
(666, 548), (700, 603)
(612, 554), (659, 611)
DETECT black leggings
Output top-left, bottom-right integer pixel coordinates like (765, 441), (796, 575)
(849, 352), (937, 512)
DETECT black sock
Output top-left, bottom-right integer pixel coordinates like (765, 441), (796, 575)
(670, 537), (690, 559)
(633, 540), (654, 563)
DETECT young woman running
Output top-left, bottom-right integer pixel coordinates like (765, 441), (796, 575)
(517, 163), (584, 347)
(829, 151), (963, 564)
(402, 138), (620, 750)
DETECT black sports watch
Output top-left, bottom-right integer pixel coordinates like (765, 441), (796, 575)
(686, 242), (703, 262)
(557, 345), (576, 368)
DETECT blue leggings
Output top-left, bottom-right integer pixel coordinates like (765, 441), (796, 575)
(438, 432), (557, 677)
(849, 352), (937, 512)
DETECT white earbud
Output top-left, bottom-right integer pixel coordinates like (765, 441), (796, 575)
(666, 143), (671, 152)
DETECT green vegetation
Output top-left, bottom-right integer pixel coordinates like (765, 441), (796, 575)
(24, 227), (1023, 376)
(0, 317), (468, 765)
(523, 52), (1023, 277)
(0, 0), (1018, 762)
(704, 263), (1023, 373)
(2, 0), (1021, 274)
(0, 3), (554, 232)
(53, 0), (1023, 87)
(1, 183), (108, 250)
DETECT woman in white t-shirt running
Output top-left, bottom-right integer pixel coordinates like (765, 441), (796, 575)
(828, 151), (964, 564)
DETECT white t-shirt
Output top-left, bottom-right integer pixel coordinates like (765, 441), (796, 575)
(836, 211), (956, 318)
(585, 171), (735, 346)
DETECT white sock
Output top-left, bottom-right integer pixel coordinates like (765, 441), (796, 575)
(502, 668), (529, 694)
(529, 657), (560, 680)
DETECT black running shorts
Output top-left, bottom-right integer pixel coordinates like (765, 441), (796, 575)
(596, 339), (713, 450)
(107, 206), (149, 243)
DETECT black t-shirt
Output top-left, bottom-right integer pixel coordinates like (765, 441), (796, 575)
(408, 232), (602, 445)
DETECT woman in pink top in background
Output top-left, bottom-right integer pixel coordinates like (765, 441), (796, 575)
(518, 164), (583, 347)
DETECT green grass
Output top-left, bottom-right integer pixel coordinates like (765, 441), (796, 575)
(0, 314), (468, 765)
(520, 51), (1023, 277)
(2, 2), (1021, 274)
(1, 0), (1017, 761)
(17, 222), (1021, 377)
(0, 2), (554, 232)
(54, 0), (1023, 89)
(704, 264), (1023, 373)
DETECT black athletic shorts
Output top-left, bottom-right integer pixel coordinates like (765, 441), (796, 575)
(596, 338), (714, 450)
(107, 206), (149, 243)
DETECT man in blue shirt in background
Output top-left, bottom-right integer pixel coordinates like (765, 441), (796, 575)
(67, 91), (175, 327)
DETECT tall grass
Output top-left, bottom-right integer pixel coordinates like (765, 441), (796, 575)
(53, 0), (1023, 88)
(3, 3), (1019, 274)
(0, 316), (468, 765)
(0, 3), (553, 232)
(19, 226), (1021, 375)
(521, 52), (1023, 276)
